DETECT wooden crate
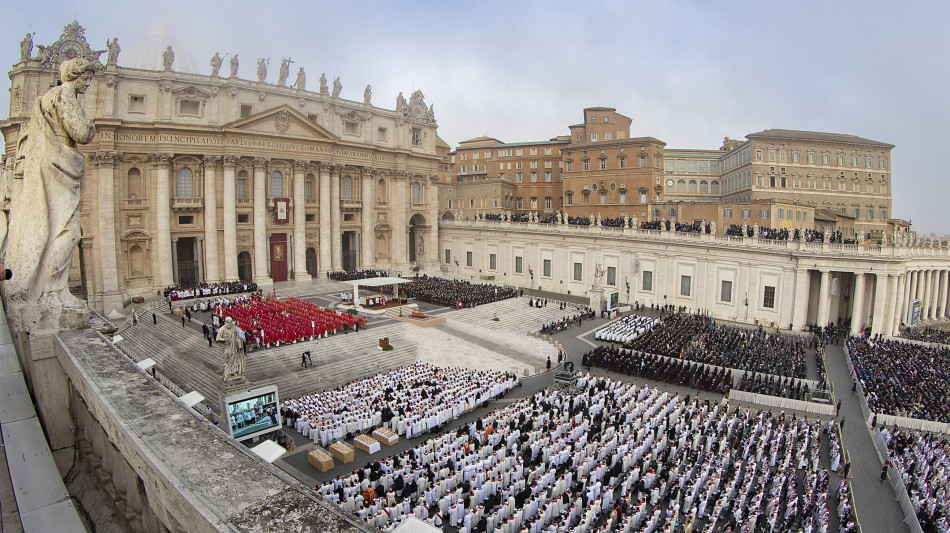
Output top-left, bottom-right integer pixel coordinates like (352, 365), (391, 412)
(329, 441), (354, 464)
(308, 449), (334, 472)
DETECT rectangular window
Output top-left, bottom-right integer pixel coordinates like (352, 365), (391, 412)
(639, 192), (646, 203)
(305, 180), (313, 200)
(619, 157), (626, 168)
(516, 173), (523, 182)
(305, 213), (315, 222)
(530, 172), (537, 182)
(583, 160), (590, 171)
(607, 266), (616, 286)
(669, 208), (677, 218)
(515, 256), (523, 274)
(866, 157), (873, 168)
(852, 156), (859, 167)
(377, 127), (388, 141)
(544, 147), (552, 155)
(742, 209), (751, 219)
(779, 151), (786, 163)
(761, 209), (769, 219)
(466, 251), (473, 267)
(489, 253), (497, 270)
(411, 128), (422, 146)
(179, 99), (200, 116)
(763, 286), (776, 309)
(823, 154), (830, 165)
(236, 178), (247, 199)
(237, 213), (250, 223)
(515, 162), (523, 170)
(129, 94), (145, 113)
(515, 149), (523, 156)
(796, 210), (802, 221)
(544, 172), (552, 182)
(642, 271), (653, 292)
(472, 153), (479, 160)
(724, 208), (732, 218)
(605, 132), (612, 140)
(652, 209), (661, 218)
(444, 249), (451, 264)
(768, 150), (776, 162)
(516, 198), (523, 209)
(573, 263), (583, 281)
(544, 161), (552, 169)
(529, 161), (538, 169)
(545, 197), (552, 208)
(639, 155), (646, 167)
(620, 192), (627, 203)
(720, 280), (733, 303)
(566, 194), (573, 205)
(178, 215), (194, 225)
(778, 209), (784, 220)
(680, 275), (691, 297)
(461, 165), (467, 174)
(543, 259), (552, 277)
(566, 161), (573, 172)
(599, 160), (606, 170)
(880, 158), (887, 170)
(240, 104), (253, 119)
(792, 152), (800, 163)
(591, 133), (598, 141)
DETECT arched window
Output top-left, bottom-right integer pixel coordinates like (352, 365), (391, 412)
(342, 175), (353, 200)
(127, 168), (142, 199)
(305, 173), (315, 201)
(411, 181), (421, 203)
(236, 170), (249, 199)
(270, 170), (283, 198)
(688, 180), (697, 193)
(711, 181), (720, 194)
(676, 179), (686, 193)
(176, 167), (193, 197)
(699, 180), (708, 194)
(377, 179), (388, 203)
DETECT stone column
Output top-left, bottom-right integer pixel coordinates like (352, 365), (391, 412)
(881, 273), (898, 337)
(930, 270), (941, 319)
(171, 238), (179, 285)
(149, 153), (174, 287)
(426, 175), (440, 270)
(850, 272), (865, 335)
(816, 270), (832, 327)
(792, 267), (810, 329)
(196, 237), (204, 284)
(330, 165), (342, 271)
(318, 163), (331, 274)
(871, 273), (889, 336)
(922, 270), (932, 319)
(94, 151), (123, 312)
(202, 155), (221, 283)
(892, 273), (907, 335)
(292, 161), (311, 281)
(222, 156), (238, 280)
(905, 270), (918, 324)
(391, 171), (409, 268)
(360, 168), (375, 269)
(252, 157), (271, 285)
(937, 270), (948, 319)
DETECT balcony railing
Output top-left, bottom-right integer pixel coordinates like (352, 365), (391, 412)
(123, 198), (148, 209)
(171, 197), (203, 211)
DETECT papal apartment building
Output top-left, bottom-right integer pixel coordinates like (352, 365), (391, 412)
(444, 107), (896, 241)
(1, 22), (443, 313)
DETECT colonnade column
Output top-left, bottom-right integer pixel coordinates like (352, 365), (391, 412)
(222, 156), (238, 281)
(95, 151), (122, 312)
(937, 270), (948, 319)
(202, 155), (221, 283)
(426, 175), (439, 270)
(930, 270), (940, 318)
(922, 270), (933, 319)
(318, 163), (331, 274)
(816, 270), (832, 327)
(892, 274), (907, 335)
(792, 267), (810, 329)
(292, 161), (311, 281)
(252, 157), (271, 285)
(330, 165), (342, 271)
(882, 273), (898, 336)
(849, 273), (865, 335)
(149, 153), (174, 287)
(360, 168), (375, 269)
(906, 271), (918, 324)
(391, 171), (409, 268)
(871, 273), (889, 336)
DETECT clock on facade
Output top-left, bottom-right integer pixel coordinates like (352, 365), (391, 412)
(409, 102), (425, 119)
(59, 41), (82, 61)
(666, 179), (674, 187)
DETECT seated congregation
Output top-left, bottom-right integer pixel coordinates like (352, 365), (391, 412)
(163, 280), (257, 301)
(400, 276), (518, 309)
(319, 374), (851, 533)
(881, 428), (949, 533)
(214, 295), (365, 348)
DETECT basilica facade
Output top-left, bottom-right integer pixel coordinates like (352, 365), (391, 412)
(1, 22), (442, 313)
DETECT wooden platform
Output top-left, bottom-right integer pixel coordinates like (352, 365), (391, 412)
(391, 314), (446, 328)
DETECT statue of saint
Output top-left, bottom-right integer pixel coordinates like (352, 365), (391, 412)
(257, 58), (267, 82)
(593, 264), (606, 289)
(295, 67), (306, 90)
(277, 58), (291, 86)
(210, 51), (222, 77)
(216, 317), (245, 381)
(332, 76), (342, 98)
(106, 38), (121, 66)
(319, 73), (328, 95)
(5, 58), (97, 310)
(364, 84), (372, 105)
(162, 45), (174, 70)
(229, 54), (239, 77)
(396, 91), (406, 112)
(19, 33), (33, 60)
(416, 235), (424, 256)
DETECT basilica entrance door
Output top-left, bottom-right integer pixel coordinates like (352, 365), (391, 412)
(269, 233), (287, 282)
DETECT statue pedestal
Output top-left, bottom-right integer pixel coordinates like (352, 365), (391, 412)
(589, 287), (606, 311)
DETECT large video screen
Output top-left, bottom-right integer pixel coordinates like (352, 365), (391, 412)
(224, 385), (281, 441)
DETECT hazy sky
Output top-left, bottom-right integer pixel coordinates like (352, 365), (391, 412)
(3, 0), (949, 234)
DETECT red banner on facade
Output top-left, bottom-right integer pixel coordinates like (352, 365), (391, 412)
(274, 198), (290, 224)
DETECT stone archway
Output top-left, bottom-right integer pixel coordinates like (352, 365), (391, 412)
(237, 251), (252, 283)
(409, 213), (427, 264)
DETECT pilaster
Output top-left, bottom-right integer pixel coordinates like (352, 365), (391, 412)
(252, 157), (271, 286)
(202, 155), (221, 283)
(330, 164), (342, 271)
(292, 161), (311, 280)
(318, 163), (331, 274)
(222, 156), (238, 280)
(360, 168), (375, 269)
(94, 151), (123, 313)
(149, 153), (174, 287)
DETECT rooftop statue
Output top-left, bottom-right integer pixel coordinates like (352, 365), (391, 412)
(257, 58), (268, 82)
(364, 84), (372, 106)
(162, 45), (174, 70)
(210, 51), (222, 77)
(20, 33), (33, 60)
(229, 54), (239, 77)
(319, 73), (328, 95)
(295, 67), (306, 91)
(4, 58), (97, 317)
(332, 76), (342, 98)
(106, 37), (120, 66)
(278, 58), (291, 87)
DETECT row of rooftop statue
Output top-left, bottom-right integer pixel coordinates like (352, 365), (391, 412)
(19, 33), (436, 118)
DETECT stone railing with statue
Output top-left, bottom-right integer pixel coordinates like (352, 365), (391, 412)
(444, 212), (948, 259)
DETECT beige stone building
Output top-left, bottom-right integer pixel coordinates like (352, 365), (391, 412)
(1, 22), (442, 313)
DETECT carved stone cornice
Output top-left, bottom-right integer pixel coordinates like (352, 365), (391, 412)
(94, 150), (122, 166)
(222, 155), (238, 168)
(105, 74), (118, 88)
(429, 174), (440, 182)
(202, 155), (222, 167)
(148, 153), (173, 168)
(253, 157), (270, 170)
(159, 81), (172, 93)
(318, 162), (332, 174)
(292, 160), (308, 173)
(227, 86), (239, 99)
(391, 170), (408, 181)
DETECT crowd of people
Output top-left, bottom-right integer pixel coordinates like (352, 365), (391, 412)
(733, 372), (813, 402)
(595, 315), (660, 344)
(284, 363), (517, 446)
(846, 337), (950, 423)
(539, 308), (597, 335)
(214, 295), (365, 348)
(583, 345), (734, 395)
(881, 428), (949, 532)
(318, 375), (845, 533)
(163, 280), (257, 301)
(902, 327), (950, 346)
(329, 269), (391, 282)
(682, 323), (809, 380)
(402, 276), (518, 308)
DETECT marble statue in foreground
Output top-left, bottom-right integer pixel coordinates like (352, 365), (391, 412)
(4, 58), (97, 330)
(216, 317), (245, 382)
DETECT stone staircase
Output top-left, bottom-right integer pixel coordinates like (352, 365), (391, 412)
(118, 314), (418, 410)
(451, 297), (585, 335)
